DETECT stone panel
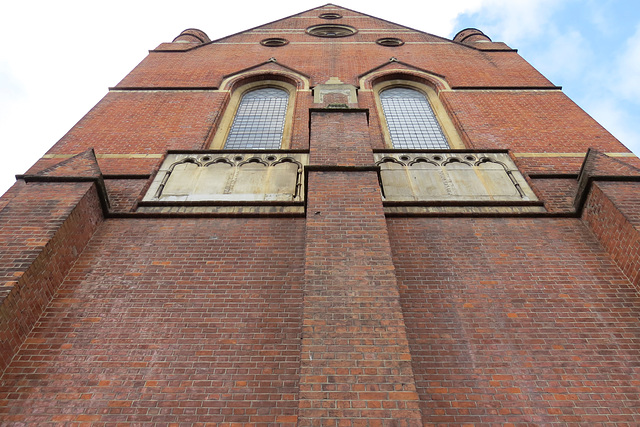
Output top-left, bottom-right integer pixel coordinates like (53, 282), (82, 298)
(375, 151), (537, 202)
(144, 152), (307, 202)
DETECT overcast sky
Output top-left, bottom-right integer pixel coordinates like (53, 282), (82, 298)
(1, 0), (639, 196)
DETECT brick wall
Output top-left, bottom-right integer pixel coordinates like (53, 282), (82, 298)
(2, 5), (640, 425)
(104, 179), (148, 213)
(388, 217), (640, 425)
(52, 92), (226, 155)
(0, 218), (305, 425)
(442, 91), (626, 157)
(118, 9), (551, 90)
(530, 178), (578, 213)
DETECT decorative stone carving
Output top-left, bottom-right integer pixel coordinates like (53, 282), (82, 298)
(314, 77), (358, 104)
(143, 153), (307, 202)
(374, 152), (537, 202)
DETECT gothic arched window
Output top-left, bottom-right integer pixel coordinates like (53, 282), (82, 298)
(379, 87), (450, 150)
(224, 87), (289, 149)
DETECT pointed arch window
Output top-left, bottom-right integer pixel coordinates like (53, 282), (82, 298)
(379, 87), (450, 150)
(224, 87), (289, 149)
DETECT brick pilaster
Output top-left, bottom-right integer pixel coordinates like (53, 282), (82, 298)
(582, 181), (640, 292)
(298, 110), (422, 424)
(0, 181), (104, 371)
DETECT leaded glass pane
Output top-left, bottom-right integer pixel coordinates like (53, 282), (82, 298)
(380, 87), (450, 149)
(225, 88), (289, 149)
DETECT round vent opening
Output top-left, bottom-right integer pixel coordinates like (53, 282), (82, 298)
(376, 37), (404, 47)
(306, 24), (357, 38)
(260, 37), (289, 47)
(319, 12), (342, 19)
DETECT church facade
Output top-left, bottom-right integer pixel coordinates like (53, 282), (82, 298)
(1, 4), (639, 425)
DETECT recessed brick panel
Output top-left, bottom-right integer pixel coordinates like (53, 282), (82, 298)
(104, 179), (148, 213)
(531, 178), (578, 213)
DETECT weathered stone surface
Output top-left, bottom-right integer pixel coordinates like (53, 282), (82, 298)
(144, 152), (308, 202)
(375, 151), (537, 201)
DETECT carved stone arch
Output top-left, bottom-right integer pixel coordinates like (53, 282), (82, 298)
(220, 68), (310, 92)
(443, 157), (473, 167)
(409, 157), (439, 167)
(173, 157), (202, 168)
(376, 156), (406, 167)
(210, 75), (301, 149)
(239, 157), (269, 167)
(475, 156), (508, 170)
(157, 158), (203, 199)
(273, 156), (303, 169)
(359, 67), (451, 92)
(202, 157), (234, 167)
(474, 157), (525, 198)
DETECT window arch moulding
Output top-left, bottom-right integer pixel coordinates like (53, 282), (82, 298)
(372, 78), (465, 149)
(209, 79), (297, 149)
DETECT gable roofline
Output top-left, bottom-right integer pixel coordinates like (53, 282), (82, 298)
(176, 4), (340, 51)
(165, 4), (496, 53)
(318, 5), (507, 52)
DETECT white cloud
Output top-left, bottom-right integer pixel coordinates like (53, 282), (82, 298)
(584, 0), (617, 36)
(452, 0), (565, 44)
(615, 23), (640, 101)
(585, 97), (640, 154)
(529, 29), (592, 82)
(0, 61), (25, 113)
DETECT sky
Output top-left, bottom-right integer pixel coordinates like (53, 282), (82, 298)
(1, 0), (639, 196)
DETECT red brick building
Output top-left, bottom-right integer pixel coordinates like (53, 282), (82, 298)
(1, 4), (639, 425)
